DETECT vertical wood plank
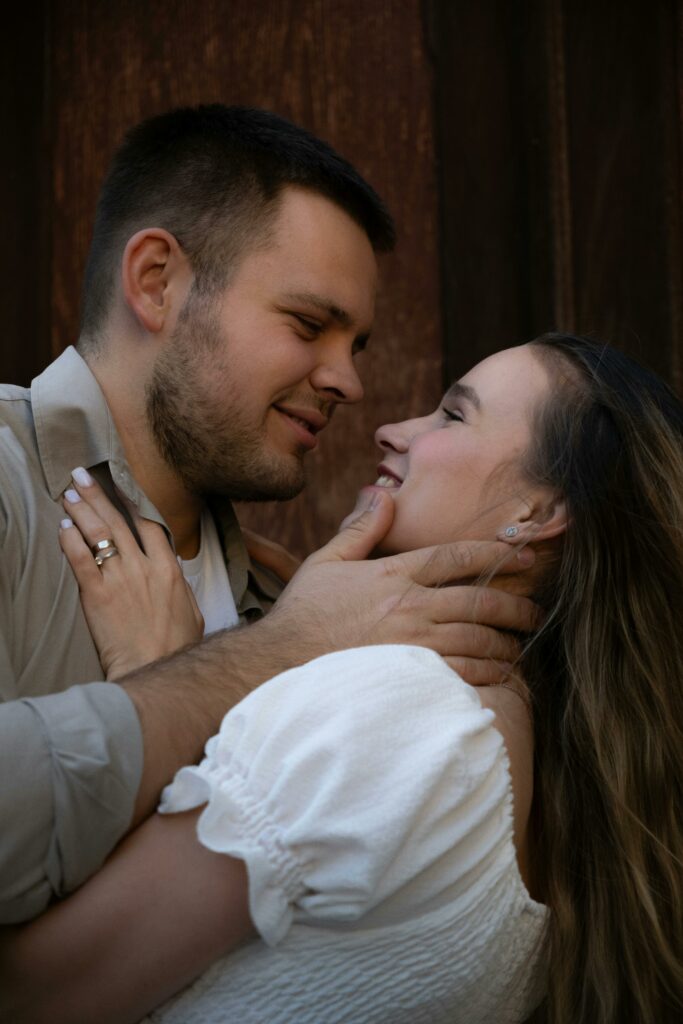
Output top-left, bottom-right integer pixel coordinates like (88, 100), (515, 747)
(0, 2), (51, 386)
(544, 0), (575, 332)
(430, 0), (682, 395)
(426, 0), (540, 384)
(561, 0), (682, 385)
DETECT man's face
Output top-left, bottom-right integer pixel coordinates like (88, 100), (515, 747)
(146, 187), (378, 500)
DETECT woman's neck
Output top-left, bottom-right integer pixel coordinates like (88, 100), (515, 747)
(486, 539), (559, 600)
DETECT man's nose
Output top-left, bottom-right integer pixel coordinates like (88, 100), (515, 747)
(310, 347), (364, 404)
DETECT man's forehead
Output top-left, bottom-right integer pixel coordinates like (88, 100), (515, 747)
(233, 188), (379, 323)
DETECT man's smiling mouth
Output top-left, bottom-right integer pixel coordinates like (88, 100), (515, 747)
(273, 405), (329, 450)
(274, 405), (328, 434)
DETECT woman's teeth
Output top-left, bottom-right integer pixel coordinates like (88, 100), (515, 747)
(375, 474), (400, 488)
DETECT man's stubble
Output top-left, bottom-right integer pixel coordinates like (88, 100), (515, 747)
(145, 290), (307, 502)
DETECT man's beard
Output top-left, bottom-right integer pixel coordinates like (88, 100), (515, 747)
(145, 296), (306, 502)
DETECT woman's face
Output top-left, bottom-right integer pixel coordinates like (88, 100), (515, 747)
(371, 344), (553, 554)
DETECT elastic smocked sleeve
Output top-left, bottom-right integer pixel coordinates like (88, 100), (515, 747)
(0, 683), (143, 923)
(159, 644), (514, 947)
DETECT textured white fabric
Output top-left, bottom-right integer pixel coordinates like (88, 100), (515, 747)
(180, 511), (239, 635)
(152, 645), (548, 1023)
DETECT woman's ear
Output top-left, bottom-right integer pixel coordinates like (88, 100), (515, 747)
(498, 494), (568, 544)
(120, 229), (190, 334)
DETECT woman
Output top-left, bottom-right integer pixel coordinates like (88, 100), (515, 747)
(3, 334), (682, 1023)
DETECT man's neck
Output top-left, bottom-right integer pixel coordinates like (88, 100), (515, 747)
(84, 344), (203, 560)
(115, 411), (204, 560)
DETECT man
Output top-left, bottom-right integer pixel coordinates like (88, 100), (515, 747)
(0, 105), (535, 925)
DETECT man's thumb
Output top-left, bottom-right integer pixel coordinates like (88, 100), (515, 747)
(323, 488), (395, 562)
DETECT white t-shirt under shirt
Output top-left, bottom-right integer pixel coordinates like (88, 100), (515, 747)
(179, 511), (239, 635)
(147, 645), (548, 1024)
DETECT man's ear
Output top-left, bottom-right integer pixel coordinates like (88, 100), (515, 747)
(121, 229), (190, 334)
(498, 493), (568, 544)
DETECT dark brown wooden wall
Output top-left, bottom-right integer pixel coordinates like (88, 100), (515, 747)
(428, 0), (683, 391)
(2, 1), (681, 555)
(1, 1), (51, 386)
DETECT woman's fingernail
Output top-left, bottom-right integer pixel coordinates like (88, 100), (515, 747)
(340, 488), (381, 528)
(517, 547), (535, 566)
(72, 466), (94, 487)
(356, 488), (383, 514)
(64, 488), (81, 504)
(60, 518), (73, 529)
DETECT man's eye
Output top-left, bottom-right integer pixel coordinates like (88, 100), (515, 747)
(442, 408), (464, 423)
(293, 315), (322, 336)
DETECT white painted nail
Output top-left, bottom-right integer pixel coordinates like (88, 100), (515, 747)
(72, 466), (94, 487)
(61, 518), (73, 529)
(64, 488), (81, 503)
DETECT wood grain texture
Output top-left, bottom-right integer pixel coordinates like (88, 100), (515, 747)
(0, 2), (51, 386)
(48, 0), (442, 555)
(430, 0), (683, 393)
(427, 0), (541, 383)
(562, 0), (682, 387)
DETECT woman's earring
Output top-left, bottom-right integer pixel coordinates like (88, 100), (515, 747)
(498, 525), (519, 541)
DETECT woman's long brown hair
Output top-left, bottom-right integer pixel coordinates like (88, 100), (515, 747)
(521, 334), (683, 1022)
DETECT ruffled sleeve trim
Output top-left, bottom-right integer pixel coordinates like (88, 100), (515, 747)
(160, 755), (306, 946)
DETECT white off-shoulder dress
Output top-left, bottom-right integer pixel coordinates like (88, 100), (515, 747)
(145, 645), (548, 1024)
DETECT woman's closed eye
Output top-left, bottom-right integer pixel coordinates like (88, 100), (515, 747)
(442, 407), (465, 423)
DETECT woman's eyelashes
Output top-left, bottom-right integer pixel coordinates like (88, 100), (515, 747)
(441, 407), (464, 423)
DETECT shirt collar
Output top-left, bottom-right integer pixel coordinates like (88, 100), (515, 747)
(31, 346), (124, 501)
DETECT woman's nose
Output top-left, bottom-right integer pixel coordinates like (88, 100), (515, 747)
(375, 420), (412, 453)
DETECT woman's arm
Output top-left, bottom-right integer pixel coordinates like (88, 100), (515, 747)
(0, 810), (255, 1024)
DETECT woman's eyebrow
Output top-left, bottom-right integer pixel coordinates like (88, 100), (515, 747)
(444, 382), (481, 411)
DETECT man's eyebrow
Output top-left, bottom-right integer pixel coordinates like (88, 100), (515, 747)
(280, 292), (354, 328)
(444, 381), (481, 411)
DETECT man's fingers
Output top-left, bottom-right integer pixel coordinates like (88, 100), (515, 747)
(389, 540), (535, 587)
(427, 620), (521, 662)
(311, 488), (395, 564)
(442, 656), (516, 687)
(427, 585), (540, 633)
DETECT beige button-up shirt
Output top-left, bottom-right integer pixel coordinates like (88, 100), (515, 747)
(0, 346), (280, 923)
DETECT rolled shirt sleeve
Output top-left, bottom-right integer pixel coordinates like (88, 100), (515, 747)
(0, 682), (143, 923)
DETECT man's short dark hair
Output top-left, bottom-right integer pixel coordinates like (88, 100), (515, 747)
(80, 105), (395, 342)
